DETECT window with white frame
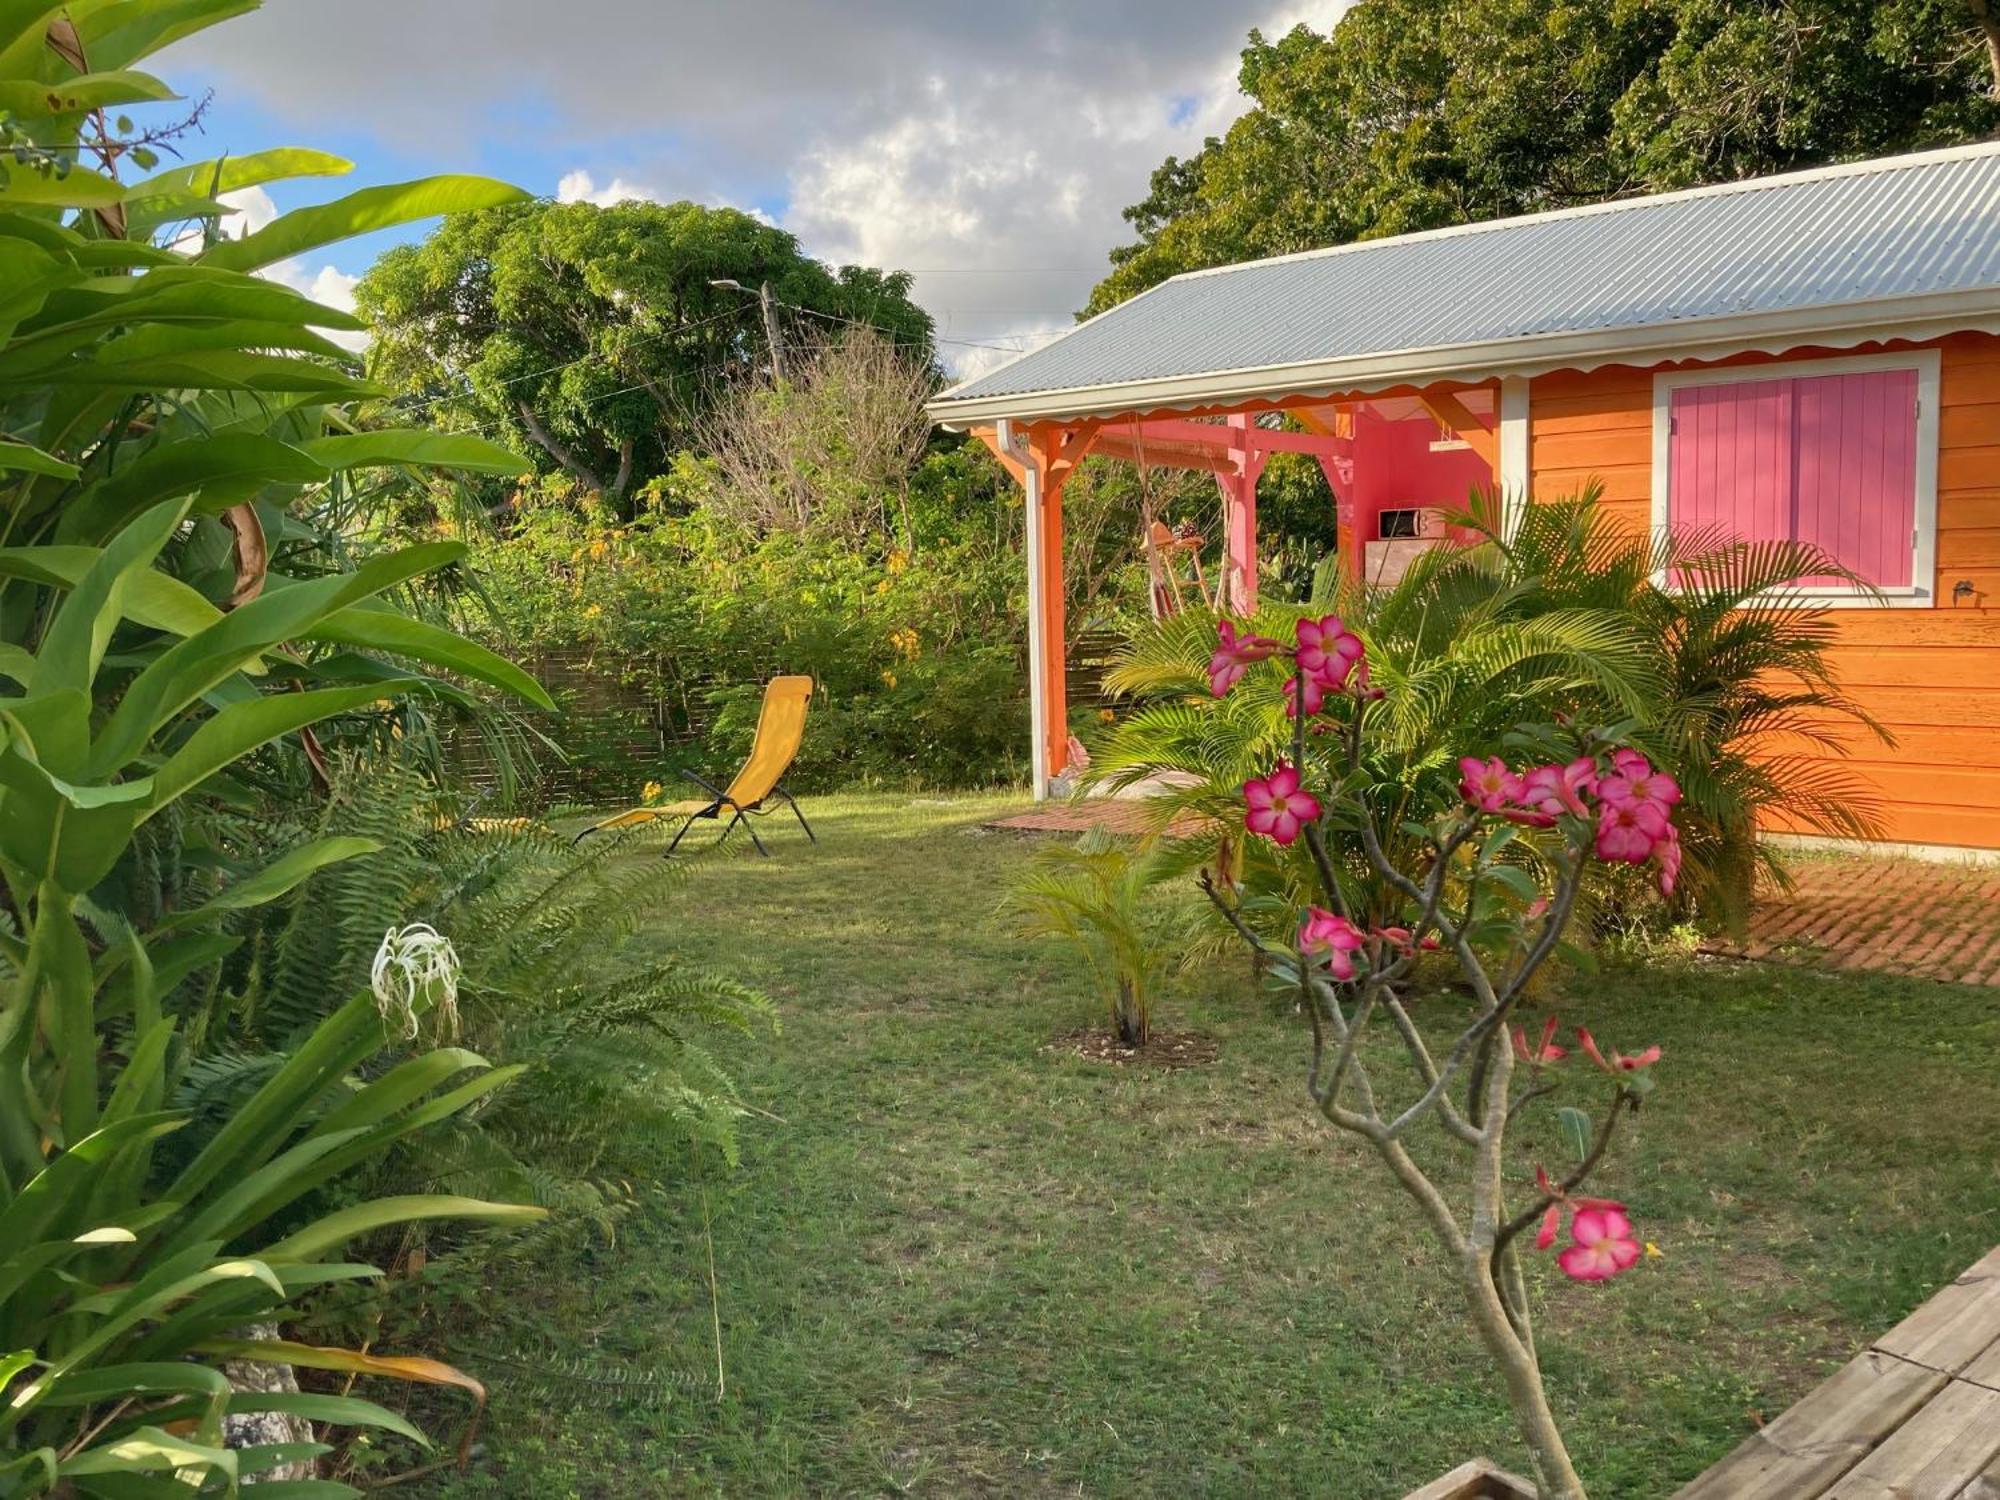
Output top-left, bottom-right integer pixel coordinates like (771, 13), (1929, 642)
(1650, 351), (1940, 605)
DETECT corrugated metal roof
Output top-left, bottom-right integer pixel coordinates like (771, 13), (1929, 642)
(932, 144), (2000, 420)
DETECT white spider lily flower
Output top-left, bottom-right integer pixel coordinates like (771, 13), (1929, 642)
(370, 922), (462, 1041)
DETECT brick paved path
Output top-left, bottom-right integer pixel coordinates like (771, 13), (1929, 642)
(990, 807), (1999, 988)
(1716, 853), (2000, 987)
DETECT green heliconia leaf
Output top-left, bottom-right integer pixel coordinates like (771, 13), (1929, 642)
(236, 1482), (364, 1499)
(34, 499), (190, 693)
(0, 438), (77, 478)
(68, 239), (179, 270)
(75, 0), (260, 71)
(165, 995), (380, 1204)
(38, 349), (374, 398)
(144, 686), (390, 811)
(300, 430), (529, 475)
(0, 1225), (138, 1307)
(61, 437), (326, 545)
(20, 268), (366, 337)
(100, 1020), (175, 1128)
(307, 1050), (491, 1139)
(261, 1195), (546, 1263)
(307, 606), (555, 709)
(227, 1393), (427, 1447)
(0, 543), (234, 643)
(258, 1067), (527, 1231)
(89, 540), (468, 778)
(93, 318), (358, 367)
(156, 1128), (371, 1258)
(1557, 1106), (1593, 1162)
(57, 1426), (237, 1481)
(201, 175), (530, 273)
(158, 836), (382, 930)
(0, 161), (125, 209)
(34, 1362), (230, 1407)
(128, 147), (354, 204)
(0, 0), (68, 61)
(0, 69), (175, 118)
(0, 642), (34, 686)
(0, 1112), (184, 1261)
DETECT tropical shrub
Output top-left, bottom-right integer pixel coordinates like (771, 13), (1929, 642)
(460, 476), (1029, 792)
(1090, 488), (1883, 924)
(1007, 831), (1182, 1046)
(1201, 622), (1672, 1500)
(195, 755), (776, 1223)
(0, 2), (600, 1489)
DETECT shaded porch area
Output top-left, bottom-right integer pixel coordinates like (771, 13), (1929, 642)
(971, 379), (1527, 798)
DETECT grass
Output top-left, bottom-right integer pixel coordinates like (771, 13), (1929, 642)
(409, 794), (2000, 1498)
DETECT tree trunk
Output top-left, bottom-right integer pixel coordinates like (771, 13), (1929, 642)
(515, 400), (603, 491)
(610, 438), (636, 504)
(1114, 976), (1146, 1046)
(1972, 0), (2000, 92)
(1461, 1258), (1588, 1500)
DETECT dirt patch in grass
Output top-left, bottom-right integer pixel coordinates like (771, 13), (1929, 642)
(1045, 1025), (1220, 1069)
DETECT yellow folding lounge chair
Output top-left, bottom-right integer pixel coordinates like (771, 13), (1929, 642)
(575, 675), (817, 857)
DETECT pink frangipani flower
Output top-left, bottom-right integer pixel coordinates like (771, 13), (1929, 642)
(1594, 799), (1667, 864)
(1283, 672), (1326, 719)
(1576, 1027), (1661, 1074)
(1512, 1016), (1567, 1066)
(1243, 760), (1321, 846)
(1295, 614), (1365, 690)
(1557, 1206), (1643, 1282)
(1299, 906), (1366, 980)
(1598, 753), (1681, 814)
(1654, 824), (1683, 898)
(1459, 756), (1523, 813)
(1208, 619), (1280, 697)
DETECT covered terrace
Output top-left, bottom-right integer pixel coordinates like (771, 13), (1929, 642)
(960, 390), (1517, 798)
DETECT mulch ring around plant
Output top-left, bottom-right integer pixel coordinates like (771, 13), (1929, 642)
(1045, 1027), (1220, 1069)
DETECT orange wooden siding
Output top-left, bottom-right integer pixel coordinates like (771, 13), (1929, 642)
(1528, 335), (2000, 851)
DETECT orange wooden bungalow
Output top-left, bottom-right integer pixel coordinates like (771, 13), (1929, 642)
(926, 143), (2000, 856)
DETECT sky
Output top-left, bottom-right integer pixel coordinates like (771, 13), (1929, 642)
(157, 0), (1351, 375)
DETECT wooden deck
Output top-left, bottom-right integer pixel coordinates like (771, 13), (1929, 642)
(1674, 1243), (2000, 1498)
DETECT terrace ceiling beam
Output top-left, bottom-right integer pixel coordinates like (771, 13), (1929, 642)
(1415, 390), (1499, 472)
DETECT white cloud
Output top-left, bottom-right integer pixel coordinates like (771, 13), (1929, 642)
(262, 260), (367, 353)
(218, 184), (279, 234)
(556, 169), (661, 207)
(165, 0), (1357, 373)
(787, 3), (1351, 372)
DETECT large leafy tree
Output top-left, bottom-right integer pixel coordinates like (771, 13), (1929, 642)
(357, 200), (934, 509)
(1091, 0), (2000, 311)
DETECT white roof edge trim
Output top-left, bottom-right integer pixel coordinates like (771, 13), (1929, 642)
(926, 288), (2000, 429)
(1165, 140), (2000, 284)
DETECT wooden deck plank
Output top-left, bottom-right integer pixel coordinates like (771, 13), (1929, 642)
(1951, 1449), (2000, 1499)
(1873, 1245), (2000, 1374)
(1671, 1349), (1948, 1500)
(1823, 1381), (2000, 1498)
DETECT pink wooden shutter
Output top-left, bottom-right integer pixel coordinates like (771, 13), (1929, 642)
(1789, 368), (1917, 588)
(1669, 368), (1919, 589)
(1667, 378), (1794, 585)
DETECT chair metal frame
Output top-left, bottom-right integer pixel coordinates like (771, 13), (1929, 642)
(662, 768), (817, 858)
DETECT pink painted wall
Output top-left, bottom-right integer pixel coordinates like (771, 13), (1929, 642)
(1350, 408), (1495, 543)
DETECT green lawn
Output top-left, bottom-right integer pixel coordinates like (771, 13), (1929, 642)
(414, 795), (2000, 1499)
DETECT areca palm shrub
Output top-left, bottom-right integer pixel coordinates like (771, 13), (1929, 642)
(0, 2), (608, 1491)
(1089, 486), (1882, 930)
